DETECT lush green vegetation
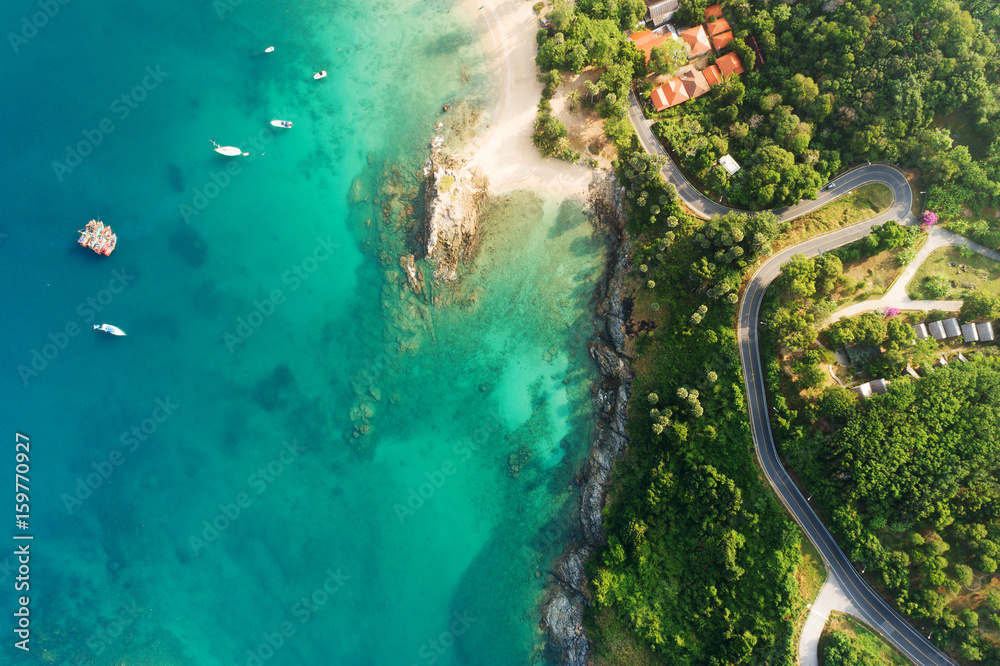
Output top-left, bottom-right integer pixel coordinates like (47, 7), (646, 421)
(819, 612), (911, 666)
(760, 225), (1000, 659)
(585, 142), (807, 663)
(775, 357), (1000, 661)
(535, 0), (646, 124)
(649, 0), (1000, 210)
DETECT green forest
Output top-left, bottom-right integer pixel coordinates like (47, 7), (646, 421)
(530, 0), (1000, 662)
(772, 355), (1000, 662)
(647, 0), (1000, 210)
(588, 153), (805, 664)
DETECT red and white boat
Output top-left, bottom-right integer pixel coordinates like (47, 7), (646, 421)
(77, 219), (117, 256)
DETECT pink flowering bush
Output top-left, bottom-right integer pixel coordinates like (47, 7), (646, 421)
(921, 210), (938, 230)
(883, 306), (899, 319)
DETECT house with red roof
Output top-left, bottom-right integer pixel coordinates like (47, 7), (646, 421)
(680, 25), (712, 57)
(712, 30), (734, 50)
(651, 78), (690, 110)
(629, 29), (669, 62)
(702, 64), (722, 86)
(707, 17), (731, 36)
(716, 52), (744, 77)
(705, 4), (723, 19)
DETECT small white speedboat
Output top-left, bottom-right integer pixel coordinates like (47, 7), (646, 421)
(94, 324), (126, 336)
(270, 120), (292, 128)
(211, 140), (247, 156)
(313, 71), (327, 80)
(264, 46), (274, 53)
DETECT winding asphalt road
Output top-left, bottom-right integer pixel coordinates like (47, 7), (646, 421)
(627, 91), (958, 665)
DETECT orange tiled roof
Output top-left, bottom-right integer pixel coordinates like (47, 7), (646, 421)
(707, 17), (731, 35)
(629, 29), (668, 62)
(702, 64), (722, 86)
(705, 4), (723, 19)
(680, 69), (711, 98)
(680, 25), (712, 57)
(652, 78), (689, 110)
(712, 30), (734, 50)
(716, 51), (744, 77)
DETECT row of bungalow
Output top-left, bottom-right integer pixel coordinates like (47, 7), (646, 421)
(913, 318), (995, 344)
(852, 318), (995, 399)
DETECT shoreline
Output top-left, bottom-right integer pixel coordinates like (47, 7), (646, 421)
(457, 0), (594, 199)
(450, 1), (633, 662)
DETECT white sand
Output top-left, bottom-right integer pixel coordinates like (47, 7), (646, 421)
(460, 0), (596, 198)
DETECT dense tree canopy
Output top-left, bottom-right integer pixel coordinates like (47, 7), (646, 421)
(652, 0), (1000, 209)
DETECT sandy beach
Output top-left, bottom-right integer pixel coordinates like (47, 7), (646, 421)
(460, 0), (596, 197)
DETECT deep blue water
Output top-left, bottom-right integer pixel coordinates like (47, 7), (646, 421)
(0, 1), (605, 664)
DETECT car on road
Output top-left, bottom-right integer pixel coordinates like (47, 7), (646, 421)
(825, 181), (836, 190)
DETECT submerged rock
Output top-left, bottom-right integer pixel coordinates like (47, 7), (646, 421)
(399, 254), (424, 296)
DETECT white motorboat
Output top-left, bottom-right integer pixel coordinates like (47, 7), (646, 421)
(270, 120), (292, 128)
(313, 71), (327, 80)
(264, 46), (274, 53)
(211, 140), (247, 156)
(94, 324), (126, 336)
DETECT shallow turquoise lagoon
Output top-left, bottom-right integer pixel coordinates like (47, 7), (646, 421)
(0, 1), (605, 664)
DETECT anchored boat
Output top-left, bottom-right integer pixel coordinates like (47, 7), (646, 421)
(77, 219), (117, 256)
(94, 324), (126, 336)
(211, 140), (247, 157)
(313, 70), (327, 80)
(270, 120), (292, 128)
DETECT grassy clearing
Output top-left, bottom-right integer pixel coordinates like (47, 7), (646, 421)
(797, 539), (828, 606)
(836, 246), (912, 303)
(906, 246), (1000, 300)
(792, 538), (829, 655)
(586, 607), (661, 666)
(818, 612), (911, 666)
(780, 184), (894, 249)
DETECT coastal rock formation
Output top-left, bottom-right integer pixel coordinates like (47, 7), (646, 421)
(398, 254), (424, 297)
(423, 148), (489, 282)
(541, 174), (632, 666)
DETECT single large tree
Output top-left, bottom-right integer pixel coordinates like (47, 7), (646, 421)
(649, 40), (690, 77)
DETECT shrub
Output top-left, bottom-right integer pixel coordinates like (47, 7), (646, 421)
(923, 275), (950, 299)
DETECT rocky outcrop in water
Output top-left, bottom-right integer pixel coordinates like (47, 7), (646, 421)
(541, 174), (632, 666)
(399, 254), (424, 297)
(423, 147), (489, 282)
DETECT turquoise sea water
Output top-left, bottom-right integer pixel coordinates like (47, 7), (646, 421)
(0, 1), (605, 664)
